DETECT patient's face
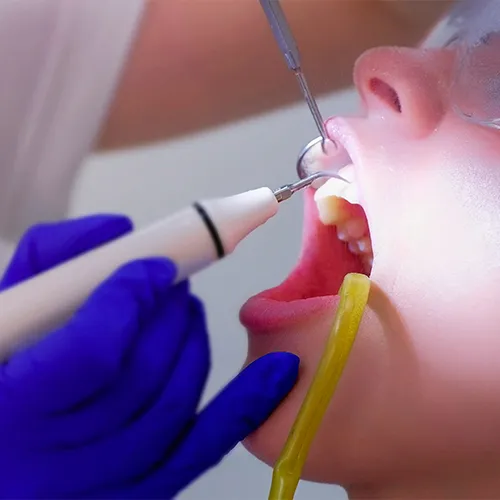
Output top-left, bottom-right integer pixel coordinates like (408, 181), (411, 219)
(240, 42), (500, 492)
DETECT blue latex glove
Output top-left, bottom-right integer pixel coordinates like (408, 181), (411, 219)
(0, 215), (299, 499)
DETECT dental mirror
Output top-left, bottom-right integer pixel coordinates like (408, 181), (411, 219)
(296, 136), (352, 188)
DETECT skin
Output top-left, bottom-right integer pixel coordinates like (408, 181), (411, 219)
(97, 0), (452, 149)
(239, 40), (500, 498)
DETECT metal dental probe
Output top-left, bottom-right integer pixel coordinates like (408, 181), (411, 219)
(259, 0), (329, 145)
(274, 171), (346, 202)
(0, 173), (340, 360)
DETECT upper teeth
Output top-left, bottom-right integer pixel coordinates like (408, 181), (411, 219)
(314, 163), (361, 225)
(316, 178), (361, 205)
(313, 163), (373, 274)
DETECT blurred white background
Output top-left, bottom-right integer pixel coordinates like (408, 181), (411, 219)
(70, 87), (359, 500)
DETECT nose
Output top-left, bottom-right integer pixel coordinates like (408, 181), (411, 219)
(353, 46), (451, 137)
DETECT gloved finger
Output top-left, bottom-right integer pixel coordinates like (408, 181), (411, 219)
(35, 298), (210, 498)
(0, 258), (178, 414)
(40, 282), (193, 447)
(0, 214), (132, 290)
(116, 352), (300, 499)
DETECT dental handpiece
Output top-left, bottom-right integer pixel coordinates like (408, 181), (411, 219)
(0, 176), (323, 360)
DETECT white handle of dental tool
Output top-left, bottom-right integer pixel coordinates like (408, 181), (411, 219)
(0, 187), (279, 360)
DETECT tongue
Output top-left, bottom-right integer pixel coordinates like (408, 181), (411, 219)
(261, 190), (365, 302)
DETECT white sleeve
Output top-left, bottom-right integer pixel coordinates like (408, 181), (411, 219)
(0, 0), (145, 240)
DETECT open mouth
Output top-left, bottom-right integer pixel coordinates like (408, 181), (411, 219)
(240, 133), (373, 333)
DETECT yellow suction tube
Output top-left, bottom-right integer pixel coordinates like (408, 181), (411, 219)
(268, 273), (371, 500)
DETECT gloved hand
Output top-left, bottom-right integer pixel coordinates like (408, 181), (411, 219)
(0, 215), (299, 499)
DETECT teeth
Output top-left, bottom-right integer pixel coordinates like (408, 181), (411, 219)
(314, 194), (349, 227)
(314, 170), (360, 204)
(345, 218), (366, 239)
(314, 172), (373, 275)
(358, 236), (372, 253)
(314, 176), (348, 199)
(313, 172), (360, 225)
(342, 184), (361, 205)
(337, 229), (348, 242)
(348, 241), (361, 255)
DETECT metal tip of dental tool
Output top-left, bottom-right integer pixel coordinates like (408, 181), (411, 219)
(273, 172), (348, 203)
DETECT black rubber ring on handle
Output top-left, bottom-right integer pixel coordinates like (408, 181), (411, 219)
(193, 202), (225, 258)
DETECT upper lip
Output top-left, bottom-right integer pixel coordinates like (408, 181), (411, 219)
(327, 117), (368, 209)
(326, 117), (359, 168)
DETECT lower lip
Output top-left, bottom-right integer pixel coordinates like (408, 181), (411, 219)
(239, 294), (338, 334)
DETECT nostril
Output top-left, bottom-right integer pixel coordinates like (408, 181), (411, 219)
(368, 78), (402, 113)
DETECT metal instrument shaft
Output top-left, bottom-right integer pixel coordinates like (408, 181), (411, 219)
(259, 0), (328, 141)
(273, 172), (346, 202)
